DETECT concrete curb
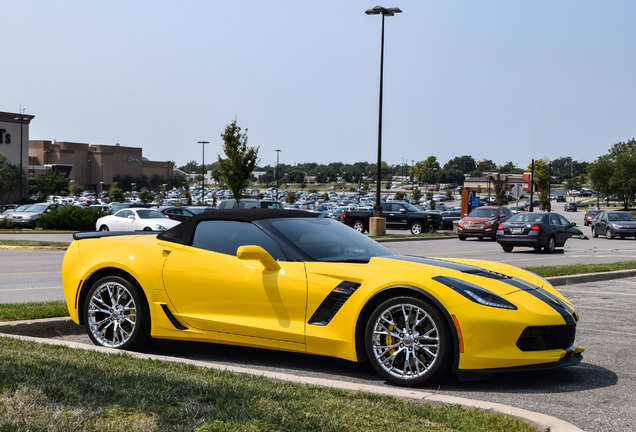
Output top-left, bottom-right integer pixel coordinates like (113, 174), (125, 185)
(0, 317), (582, 432)
(547, 269), (636, 286)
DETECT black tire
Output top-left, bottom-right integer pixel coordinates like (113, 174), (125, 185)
(143, 227), (153, 231)
(365, 296), (451, 387)
(605, 229), (613, 240)
(84, 275), (153, 350)
(502, 245), (514, 252)
(458, 235), (466, 241)
(591, 227), (598, 238)
(545, 236), (556, 253)
(410, 222), (424, 235)
(98, 225), (110, 232)
(352, 220), (366, 233)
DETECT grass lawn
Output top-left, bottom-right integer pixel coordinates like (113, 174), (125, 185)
(0, 338), (538, 431)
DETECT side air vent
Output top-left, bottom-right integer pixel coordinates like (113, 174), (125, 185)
(161, 304), (188, 330)
(308, 281), (361, 326)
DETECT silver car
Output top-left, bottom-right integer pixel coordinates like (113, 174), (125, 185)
(591, 211), (636, 239)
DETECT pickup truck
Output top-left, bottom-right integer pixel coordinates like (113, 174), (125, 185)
(342, 201), (442, 234)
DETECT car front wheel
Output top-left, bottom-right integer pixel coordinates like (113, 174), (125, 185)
(605, 229), (613, 239)
(84, 275), (152, 350)
(410, 222), (424, 235)
(365, 296), (451, 387)
(98, 225), (110, 231)
(502, 245), (514, 252)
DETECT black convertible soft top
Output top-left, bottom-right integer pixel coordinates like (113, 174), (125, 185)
(157, 208), (317, 245)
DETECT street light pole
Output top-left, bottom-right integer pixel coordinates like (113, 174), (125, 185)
(366, 5), (401, 236)
(198, 141), (209, 192)
(14, 116), (28, 204)
(275, 149), (281, 201)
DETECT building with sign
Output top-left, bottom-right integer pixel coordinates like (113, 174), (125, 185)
(0, 111), (34, 204)
(1, 110), (175, 204)
(28, 140), (174, 193)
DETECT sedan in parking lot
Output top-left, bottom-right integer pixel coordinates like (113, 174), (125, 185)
(496, 212), (584, 253)
(8, 203), (67, 228)
(591, 211), (636, 239)
(583, 209), (602, 226)
(96, 208), (181, 232)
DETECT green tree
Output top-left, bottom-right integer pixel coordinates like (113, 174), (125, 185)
(412, 187), (422, 203)
(285, 191), (296, 204)
(70, 183), (84, 197)
(34, 170), (70, 200)
(527, 160), (550, 209)
(412, 156), (440, 184)
(588, 139), (636, 209)
(443, 155), (476, 174)
(138, 190), (154, 204)
(0, 153), (22, 203)
(108, 183), (126, 203)
(218, 119), (259, 206)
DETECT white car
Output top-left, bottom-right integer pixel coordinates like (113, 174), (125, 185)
(95, 208), (180, 232)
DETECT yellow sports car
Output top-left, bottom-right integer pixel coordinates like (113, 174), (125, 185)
(62, 209), (584, 386)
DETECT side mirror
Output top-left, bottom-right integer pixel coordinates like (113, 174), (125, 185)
(127, 215), (135, 220)
(237, 245), (281, 271)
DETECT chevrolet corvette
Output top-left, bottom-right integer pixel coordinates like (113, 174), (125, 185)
(63, 209), (584, 386)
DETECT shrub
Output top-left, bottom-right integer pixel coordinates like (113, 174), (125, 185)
(37, 206), (111, 231)
(0, 217), (14, 229)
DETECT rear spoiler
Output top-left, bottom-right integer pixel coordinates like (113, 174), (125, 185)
(72, 231), (162, 240)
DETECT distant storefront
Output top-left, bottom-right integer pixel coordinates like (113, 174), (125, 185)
(1, 110), (174, 204)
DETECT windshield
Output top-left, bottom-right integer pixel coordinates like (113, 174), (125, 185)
(507, 213), (546, 224)
(137, 209), (166, 219)
(24, 204), (48, 213)
(261, 217), (395, 262)
(468, 208), (498, 218)
(608, 212), (636, 221)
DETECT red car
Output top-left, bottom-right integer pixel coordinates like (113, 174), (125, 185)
(457, 206), (513, 241)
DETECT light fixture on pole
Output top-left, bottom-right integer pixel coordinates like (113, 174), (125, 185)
(100, 163), (105, 194)
(275, 149), (281, 201)
(366, 5), (401, 236)
(198, 141), (209, 191)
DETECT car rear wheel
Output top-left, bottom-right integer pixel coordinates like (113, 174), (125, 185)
(502, 245), (514, 252)
(352, 220), (366, 233)
(545, 236), (556, 253)
(84, 275), (152, 350)
(98, 225), (109, 231)
(591, 227), (598, 238)
(410, 222), (424, 235)
(365, 296), (451, 387)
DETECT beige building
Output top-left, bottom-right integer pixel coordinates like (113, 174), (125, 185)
(28, 140), (174, 193)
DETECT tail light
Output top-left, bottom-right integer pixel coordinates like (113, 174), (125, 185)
(342, 211), (347, 220)
(531, 224), (542, 232)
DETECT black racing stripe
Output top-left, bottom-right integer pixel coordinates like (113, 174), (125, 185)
(390, 256), (513, 280)
(523, 289), (576, 325)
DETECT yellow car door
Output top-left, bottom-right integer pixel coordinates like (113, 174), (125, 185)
(162, 242), (308, 345)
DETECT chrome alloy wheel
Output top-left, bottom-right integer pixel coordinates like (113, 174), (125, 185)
(369, 303), (440, 381)
(87, 281), (138, 348)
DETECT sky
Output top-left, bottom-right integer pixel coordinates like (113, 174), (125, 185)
(3, 1), (635, 171)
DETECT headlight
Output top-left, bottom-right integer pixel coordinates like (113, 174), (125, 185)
(433, 276), (517, 310)
(155, 224), (168, 231)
